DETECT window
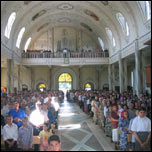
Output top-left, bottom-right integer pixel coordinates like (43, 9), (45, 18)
(4, 12), (16, 39)
(85, 83), (92, 91)
(105, 27), (116, 47)
(98, 37), (105, 50)
(24, 37), (31, 52)
(138, 1), (151, 20)
(16, 27), (25, 48)
(58, 73), (72, 82)
(116, 12), (130, 36)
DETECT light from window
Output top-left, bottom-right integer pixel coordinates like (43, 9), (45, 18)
(106, 27), (116, 47)
(116, 12), (130, 36)
(24, 37), (31, 52)
(4, 12), (16, 39)
(146, 1), (151, 20)
(98, 37), (105, 50)
(16, 27), (25, 48)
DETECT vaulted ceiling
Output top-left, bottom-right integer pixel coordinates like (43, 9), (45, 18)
(1, 1), (148, 51)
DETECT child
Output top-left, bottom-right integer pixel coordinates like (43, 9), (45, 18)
(39, 123), (52, 151)
(48, 135), (61, 151)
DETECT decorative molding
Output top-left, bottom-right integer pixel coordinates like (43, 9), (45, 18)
(57, 3), (73, 10)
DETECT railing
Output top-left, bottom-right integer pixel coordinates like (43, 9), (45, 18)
(21, 51), (109, 58)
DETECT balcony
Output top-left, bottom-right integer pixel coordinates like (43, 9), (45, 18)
(21, 51), (109, 66)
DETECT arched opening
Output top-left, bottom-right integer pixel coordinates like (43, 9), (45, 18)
(37, 83), (46, 92)
(58, 73), (72, 92)
(85, 82), (94, 91)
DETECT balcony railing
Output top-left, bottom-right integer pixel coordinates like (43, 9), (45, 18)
(22, 51), (109, 58)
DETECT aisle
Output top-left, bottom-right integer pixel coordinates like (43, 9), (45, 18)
(56, 100), (115, 151)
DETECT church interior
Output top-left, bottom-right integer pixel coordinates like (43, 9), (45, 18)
(1, 1), (151, 151)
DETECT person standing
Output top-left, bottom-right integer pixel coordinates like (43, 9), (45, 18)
(131, 107), (151, 151)
(3, 115), (18, 151)
(18, 117), (33, 150)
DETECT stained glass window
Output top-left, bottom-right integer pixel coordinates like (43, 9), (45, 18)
(58, 73), (72, 82)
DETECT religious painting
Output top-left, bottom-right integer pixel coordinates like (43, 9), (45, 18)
(100, 1), (109, 6)
(84, 10), (99, 21)
(37, 23), (49, 32)
(80, 23), (92, 32)
(32, 10), (46, 21)
(24, 1), (31, 5)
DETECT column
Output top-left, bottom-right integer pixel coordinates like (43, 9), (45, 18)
(141, 51), (146, 93)
(78, 66), (81, 90)
(52, 27), (54, 52)
(49, 67), (52, 90)
(7, 59), (14, 94)
(112, 64), (115, 91)
(108, 64), (112, 91)
(119, 52), (124, 93)
(17, 65), (22, 91)
(31, 67), (35, 91)
(123, 58), (128, 91)
(135, 39), (142, 97)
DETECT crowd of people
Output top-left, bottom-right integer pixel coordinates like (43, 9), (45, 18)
(66, 90), (151, 151)
(1, 89), (151, 151)
(1, 90), (63, 151)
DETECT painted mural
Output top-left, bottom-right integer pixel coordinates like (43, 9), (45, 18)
(84, 10), (99, 21)
(37, 23), (49, 32)
(80, 23), (92, 32)
(32, 10), (46, 21)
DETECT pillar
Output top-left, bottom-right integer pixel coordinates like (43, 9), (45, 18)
(108, 64), (112, 91)
(17, 65), (22, 91)
(78, 66), (81, 90)
(31, 67), (35, 91)
(119, 52), (123, 93)
(52, 27), (54, 52)
(7, 59), (14, 94)
(123, 59), (128, 91)
(141, 51), (146, 93)
(135, 39), (142, 97)
(112, 64), (115, 91)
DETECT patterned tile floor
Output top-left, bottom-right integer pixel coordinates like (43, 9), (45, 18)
(56, 100), (115, 151)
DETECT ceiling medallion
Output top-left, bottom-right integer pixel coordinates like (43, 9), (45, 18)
(58, 18), (71, 23)
(37, 23), (49, 32)
(84, 10), (99, 21)
(57, 3), (73, 10)
(80, 23), (92, 32)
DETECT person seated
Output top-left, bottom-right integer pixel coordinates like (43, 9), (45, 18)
(8, 101), (26, 128)
(48, 135), (61, 151)
(3, 115), (18, 151)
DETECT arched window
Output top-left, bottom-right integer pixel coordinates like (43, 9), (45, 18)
(16, 27), (25, 48)
(116, 12), (130, 36)
(58, 73), (72, 82)
(24, 37), (31, 52)
(105, 27), (116, 47)
(4, 12), (16, 39)
(138, 1), (151, 20)
(85, 83), (92, 91)
(98, 37), (105, 51)
(38, 83), (46, 92)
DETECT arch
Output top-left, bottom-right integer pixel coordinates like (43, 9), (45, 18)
(83, 80), (96, 90)
(54, 68), (77, 90)
(34, 80), (48, 90)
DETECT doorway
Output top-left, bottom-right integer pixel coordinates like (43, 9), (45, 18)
(58, 73), (72, 96)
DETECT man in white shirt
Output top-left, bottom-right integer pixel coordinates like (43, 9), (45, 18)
(3, 115), (18, 151)
(131, 107), (151, 151)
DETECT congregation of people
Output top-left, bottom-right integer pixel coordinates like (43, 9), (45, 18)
(66, 90), (151, 151)
(1, 89), (151, 151)
(1, 90), (63, 151)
